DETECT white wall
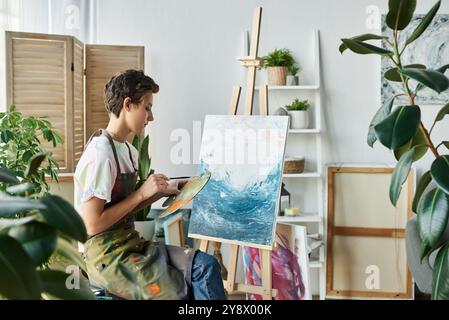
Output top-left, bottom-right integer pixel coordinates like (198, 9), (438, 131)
(95, 0), (449, 177)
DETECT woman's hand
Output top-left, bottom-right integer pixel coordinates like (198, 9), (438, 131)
(163, 178), (190, 196)
(138, 173), (169, 200)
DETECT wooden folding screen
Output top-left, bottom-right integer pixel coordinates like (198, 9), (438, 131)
(85, 45), (144, 139)
(6, 31), (144, 172)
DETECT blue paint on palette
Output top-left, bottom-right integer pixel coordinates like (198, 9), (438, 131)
(189, 161), (282, 246)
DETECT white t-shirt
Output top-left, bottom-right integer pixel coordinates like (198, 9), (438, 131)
(74, 135), (138, 219)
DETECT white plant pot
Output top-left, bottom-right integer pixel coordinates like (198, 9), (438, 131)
(286, 75), (298, 86)
(288, 110), (309, 129)
(134, 220), (155, 241)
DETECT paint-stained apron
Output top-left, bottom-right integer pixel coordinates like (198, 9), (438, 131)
(83, 129), (196, 300)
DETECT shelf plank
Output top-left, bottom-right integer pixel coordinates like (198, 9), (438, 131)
(282, 172), (321, 178)
(288, 129), (320, 134)
(309, 260), (323, 268)
(255, 85), (319, 90)
(277, 213), (322, 223)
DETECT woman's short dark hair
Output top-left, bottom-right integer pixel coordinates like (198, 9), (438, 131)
(104, 69), (159, 117)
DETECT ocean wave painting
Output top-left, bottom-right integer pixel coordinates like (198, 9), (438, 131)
(189, 115), (289, 248)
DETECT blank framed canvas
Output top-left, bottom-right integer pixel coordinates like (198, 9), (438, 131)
(326, 166), (414, 299)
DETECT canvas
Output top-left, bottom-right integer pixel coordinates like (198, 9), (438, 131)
(188, 115), (289, 249)
(381, 14), (449, 104)
(326, 167), (413, 299)
(242, 223), (311, 300)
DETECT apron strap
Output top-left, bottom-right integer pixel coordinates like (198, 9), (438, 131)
(125, 142), (138, 172)
(100, 129), (122, 176)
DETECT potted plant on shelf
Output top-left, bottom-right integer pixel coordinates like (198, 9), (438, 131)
(285, 99), (310, 129)
(340, 0), (449, 299)
(287, 65), (301, 86)
(132, 133), (155, 241)
(262, 48), (296, 85)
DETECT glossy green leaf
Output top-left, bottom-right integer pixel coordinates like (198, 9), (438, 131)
(0, 234), (42, 299)
(386, 0), (417, 30)
(435, 103), (449, 122)
(0, 129), (14, 143)
(432, 242), (449, 300)
(24, 152), (46, 178)
(132, 134), (141, 151)
(417, 188), (449, 260)
(0, 194), (46, 218)
(38, 270), (96, 300)
(390, 147), (415, 206)
(39, 195), (87, 243)
(399, 68), (449, 94)
(385, 64), (425, 82)
(0, 166), (19, 184)
(394, 128), (428, 162)
(0, 216), (35, 231)
(340, 38), (393, 56)
(374, 105), (421, 150)
(416, 64), (449, 94)
(443, 141), (449, 150)
(339, 34), (388, 54)
(8, 221), (57, 266)
(431, 155), (449, 195)
(413, 171), (432, 213)
(6, 183), (38, 196)
(139, 135), (150, 181)
(54, 237), (87, 273)
(406, 0), (441, 45)
(367, 96), (395, 147)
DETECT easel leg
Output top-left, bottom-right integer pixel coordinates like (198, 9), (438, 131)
(225, 244), (239, 293)
(261, 249), (273, 300)
(199, 240), (209, 252)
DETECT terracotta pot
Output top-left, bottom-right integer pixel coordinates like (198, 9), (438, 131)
(267, 66), (288, 85)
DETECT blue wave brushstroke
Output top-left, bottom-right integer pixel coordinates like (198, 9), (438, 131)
(189, 161), (282, 246)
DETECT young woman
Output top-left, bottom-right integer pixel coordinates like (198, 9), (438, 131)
(74, 69), (226, 300)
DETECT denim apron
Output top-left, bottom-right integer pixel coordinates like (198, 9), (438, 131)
(83, 129), (196, 300)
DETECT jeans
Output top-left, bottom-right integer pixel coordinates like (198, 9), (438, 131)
(191, 251), (227, 300)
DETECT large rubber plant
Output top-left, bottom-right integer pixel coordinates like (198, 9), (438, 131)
(340, 0), (449, 299)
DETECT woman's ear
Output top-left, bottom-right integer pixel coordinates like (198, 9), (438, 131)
(123, 97), (133, 112)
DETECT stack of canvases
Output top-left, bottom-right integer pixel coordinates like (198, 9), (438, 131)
(242, 223), (311, 300)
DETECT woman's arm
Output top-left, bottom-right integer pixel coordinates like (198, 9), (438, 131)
(131, 193), (165, 214)
(82, 173), (170, 235)
(82, 190), (144, 235)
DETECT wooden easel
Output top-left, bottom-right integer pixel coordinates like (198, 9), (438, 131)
(198, 7), (276, 300)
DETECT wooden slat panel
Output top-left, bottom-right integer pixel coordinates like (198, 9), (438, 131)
(85, 44), (144, 139)
(6, 32), (72, 172)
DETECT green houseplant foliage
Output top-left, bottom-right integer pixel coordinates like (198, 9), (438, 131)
(0, 164), (95, 300)
(285, 99), (310, 111)
(288, 65), (301, 76)
(340, 0), (449, 299)
(132, 134), (154, 221)
(262, 48), (295, 68)
(0, 105), (63, 197)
